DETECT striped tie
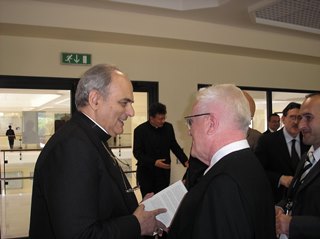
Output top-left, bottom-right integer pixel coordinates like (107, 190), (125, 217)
(300, 151), (315, 182)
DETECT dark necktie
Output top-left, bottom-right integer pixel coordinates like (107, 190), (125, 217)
(300, 151), (315, 182)
(291, 139), (300, 169)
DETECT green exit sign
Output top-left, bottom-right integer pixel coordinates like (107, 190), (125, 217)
(61, 52), (91, 65)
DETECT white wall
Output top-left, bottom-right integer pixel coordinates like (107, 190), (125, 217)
(1, 35), (319, 182)
(0, 0), (320, 183)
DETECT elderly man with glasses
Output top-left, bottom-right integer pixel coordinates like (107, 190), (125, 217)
(168, 84), (275, 239)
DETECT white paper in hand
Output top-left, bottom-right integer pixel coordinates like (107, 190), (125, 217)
(142, 180), (188, 227)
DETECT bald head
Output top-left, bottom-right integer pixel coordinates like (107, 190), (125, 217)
(242, 91), (256, 118)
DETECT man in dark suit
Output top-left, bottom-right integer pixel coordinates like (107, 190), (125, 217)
(276, 92), (320, 239)
(263, 113), (281, 134)
(29, 64), (166, 238)
(168, 84), (275, 239)
(255, 102), (310, 203)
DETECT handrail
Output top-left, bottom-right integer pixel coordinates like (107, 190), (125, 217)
(0, 147), (136, 195)
(0, 176), (33, 180)
(0, 148), (42, 152)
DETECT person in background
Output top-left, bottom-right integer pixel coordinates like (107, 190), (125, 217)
(133, 102), (188, 197)
(29, 64), (166, 239)
(243, 91), (263, 151)
(255, 102), (310, 203)
(168, 84), (275, 239)
(263, 113), (281, 134)
(6, 125), (15, 149)
(276, 92), (320, 239)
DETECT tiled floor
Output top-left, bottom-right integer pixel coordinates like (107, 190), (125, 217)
(0, 190), (142, 239)
(1, 193), (31, 238)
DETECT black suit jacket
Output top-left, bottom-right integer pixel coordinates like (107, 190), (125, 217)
(29, 112), (140, 239)
(255, 128), (310, 203)
(277, 153), (320, 239)
(168, 148), (275, 239)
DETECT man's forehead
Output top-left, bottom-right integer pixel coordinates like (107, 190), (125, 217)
(286, 108), (300, 115)
(154, 113), (166, 118)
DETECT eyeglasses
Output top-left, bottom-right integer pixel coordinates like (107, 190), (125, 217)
(184, 113), (211, 129)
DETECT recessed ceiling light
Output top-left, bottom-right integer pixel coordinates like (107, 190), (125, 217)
(109, 0), (230, 10)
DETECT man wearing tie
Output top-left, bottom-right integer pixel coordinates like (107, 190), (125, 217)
(255, 102), (310, 203)
(276, 92), (320, 239)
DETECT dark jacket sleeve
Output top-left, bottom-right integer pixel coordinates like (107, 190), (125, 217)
(133, 125), (155, 169)
(168, 123), (188, 166)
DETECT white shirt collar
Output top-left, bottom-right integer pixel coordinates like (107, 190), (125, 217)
(310, 146), (320, 164)
(283, 127), (300, 144)
(204, 139), (250, 175)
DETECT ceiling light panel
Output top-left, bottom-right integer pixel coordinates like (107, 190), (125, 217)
(109, 0), (230, 10)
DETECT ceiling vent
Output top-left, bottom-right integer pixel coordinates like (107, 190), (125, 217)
(249, 0), (320, 34)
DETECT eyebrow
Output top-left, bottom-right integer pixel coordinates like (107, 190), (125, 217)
(120, 98), (134, 103)
(301, 113), (313, 116)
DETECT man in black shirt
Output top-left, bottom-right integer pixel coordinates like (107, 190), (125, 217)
(133, 102), (188, 197)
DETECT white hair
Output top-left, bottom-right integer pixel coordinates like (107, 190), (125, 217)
(196, 84), (251, 132)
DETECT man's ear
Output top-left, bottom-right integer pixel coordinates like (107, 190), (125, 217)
(88, 90), (100, 110)
(207, 114), (217, 135)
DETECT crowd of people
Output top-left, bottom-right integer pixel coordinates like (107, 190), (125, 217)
(29, 63), (319, 239)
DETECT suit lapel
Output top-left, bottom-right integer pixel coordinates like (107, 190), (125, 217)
(297, 159), (320, 194)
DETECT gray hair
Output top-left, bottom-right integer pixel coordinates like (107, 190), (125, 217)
(196, 84), (251, 132)
(75, 64), (120, 109)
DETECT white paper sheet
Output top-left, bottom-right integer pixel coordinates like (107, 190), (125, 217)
(142, 180), (188, 227)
